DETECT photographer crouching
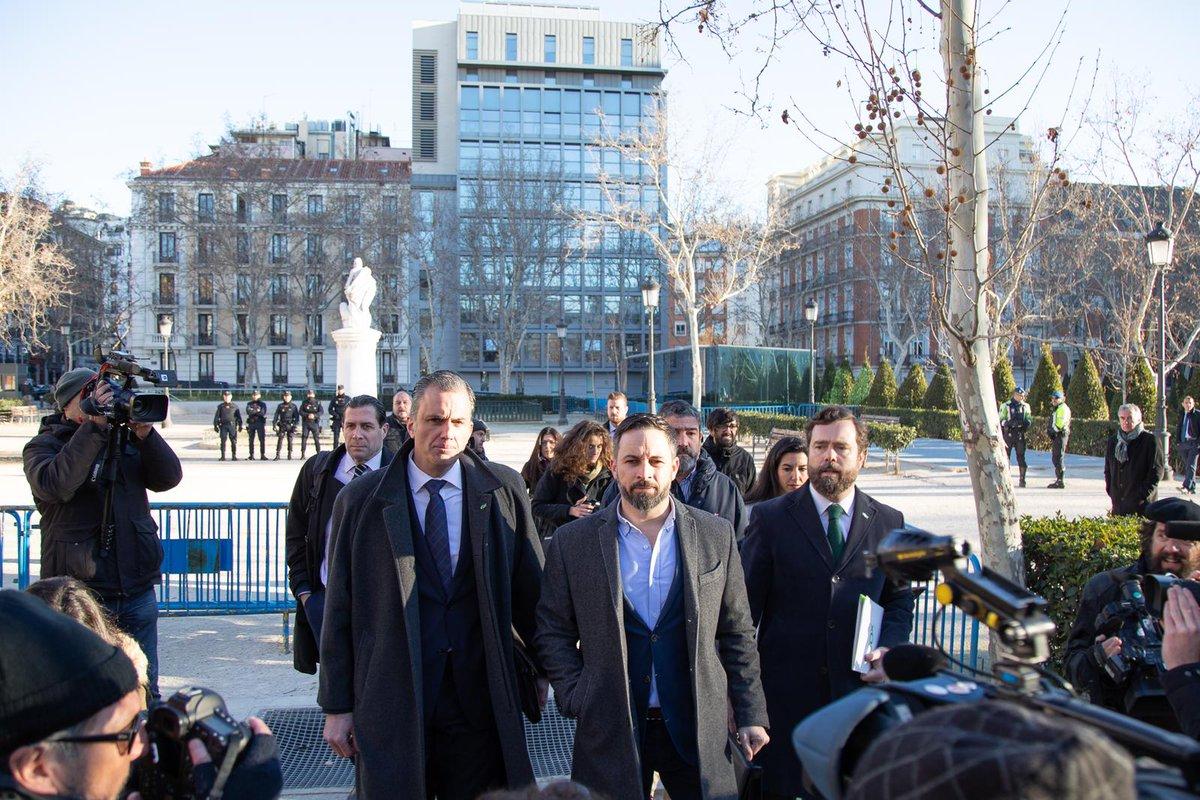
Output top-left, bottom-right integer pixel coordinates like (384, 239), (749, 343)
(22, 367), (182, 699)
(1065, 497), (1200, 724)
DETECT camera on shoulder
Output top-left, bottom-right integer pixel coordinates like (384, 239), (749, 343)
(80, 349), (175, 426)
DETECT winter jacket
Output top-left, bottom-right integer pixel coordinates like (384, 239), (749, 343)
(212, 402), (242, 430)
(273, 402), (299, 432)
(1104, 430), (1163, 516)
(702, 437), (757, 496)
(22, 413), (182, 598)
(245, 399), (268, 429)
(382, 413), (410, 455)
(530, 466), (612, 540)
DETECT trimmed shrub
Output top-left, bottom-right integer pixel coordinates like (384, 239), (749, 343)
(924, 363), (958, 411)
(1065, 351), (1108, 421)
(896, 365), (928, 409)
(849, 360), (875, 405)
(825, 367), (855, 404)
(1028, 344), (1063, 416)
(738, 411), (809, 439)
(1026, 417), (1114, 457)
(861, 406), (962, 440)
(1022, 513), (1143, 670)
(1126, 356), (1157, 426)
(864, 360), (899, 408)
(819, 361), (838, 403)
(992, 354), (1017, 400)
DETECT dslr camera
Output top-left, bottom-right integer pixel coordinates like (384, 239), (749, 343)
(136, 687), (250, 800)
(80, 349), (174, 425)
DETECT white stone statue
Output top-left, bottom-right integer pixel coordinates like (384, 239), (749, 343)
(338, 257), (377, 330)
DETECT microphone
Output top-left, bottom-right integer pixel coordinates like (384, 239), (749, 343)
(881, 644), (948, 682)
(1166, 520), (1200, 542)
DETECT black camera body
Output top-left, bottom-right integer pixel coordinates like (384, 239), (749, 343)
(137, 687), (250, 800)
(80, 350), (174, 425)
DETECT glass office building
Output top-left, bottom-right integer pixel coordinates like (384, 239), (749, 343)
(628, 345), (816, 406)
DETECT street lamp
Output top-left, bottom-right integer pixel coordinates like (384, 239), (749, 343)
(157, 314), (174, 428)
(1146, 221), (1174, 478)
(641, 279), (660, 414)
(60, 323), (72, 372)
(804, 297), (819, 405)
(556, 321), (568, 426)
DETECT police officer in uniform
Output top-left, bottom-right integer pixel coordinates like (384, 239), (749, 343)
(213, 390), (243, 461)
(274, 390), (300, 460)
(999, 386), (1032, 487)
(1047, 389), (1072, 489)
(245, 389), (268, 460)
(328, 384), (349, 448)
(299, 389), (323, 458)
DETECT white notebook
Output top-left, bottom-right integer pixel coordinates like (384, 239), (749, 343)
(851, 594), (884, 674)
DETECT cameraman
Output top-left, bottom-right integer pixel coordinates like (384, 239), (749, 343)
(1065, 496), (1200, 710)
(1, 591), (281, 800)
(22, 368), (183, 699)
(1162, 585), (1200, 738)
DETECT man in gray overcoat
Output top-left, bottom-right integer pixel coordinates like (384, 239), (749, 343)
(536, 413), (769, 800)
(318, 371), (545, 799)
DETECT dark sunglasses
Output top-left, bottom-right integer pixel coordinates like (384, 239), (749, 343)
(48, 711), (147, 755)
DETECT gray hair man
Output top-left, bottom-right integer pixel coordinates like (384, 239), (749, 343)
(1104, 403), (1163, 516)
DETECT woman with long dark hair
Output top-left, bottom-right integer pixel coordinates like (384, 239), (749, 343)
(744, 435), (808, 511)
(532, 420), (613, 540)
(521, 426), (560, 494)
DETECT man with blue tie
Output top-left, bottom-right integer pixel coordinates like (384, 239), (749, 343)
(318, 371), (544, 799)
(1179, 396), (1200, 494)
(537, 413), (769, 800)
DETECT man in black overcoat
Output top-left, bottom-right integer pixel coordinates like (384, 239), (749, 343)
(741, 405), (914, 799)
(319, 371), (544, 799)
(1104, 403), (1163, 516)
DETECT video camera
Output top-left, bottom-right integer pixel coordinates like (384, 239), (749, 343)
(791, 527), (1200, 800)
(137, 686), (251, 800)
(80, 349), (174, 425)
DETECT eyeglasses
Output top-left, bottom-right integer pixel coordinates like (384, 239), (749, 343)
(48, 711), (147, 755)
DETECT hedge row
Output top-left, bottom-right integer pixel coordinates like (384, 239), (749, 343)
(737, 411), (917, 456)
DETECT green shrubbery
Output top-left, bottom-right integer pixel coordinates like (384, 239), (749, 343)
(992, 354), (1017, 400)
(923, 363), (959, 411)
(896, 365), (928, 409)
(849, 360), (874, 405)
(1028, 344), (1063, 416)
(864, 360), (899, 408)
(1065, 351), (1108, 421)
(1126, 357), (1158, 426)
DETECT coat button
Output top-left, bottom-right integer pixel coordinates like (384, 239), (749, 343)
(651, 634), (659, 643)
(827, 620), (836, 629)
(644, 676), (651, 684)
(832, 576), (840, 583)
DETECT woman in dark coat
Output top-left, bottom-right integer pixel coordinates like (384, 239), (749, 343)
(744, 434), (808, 514)
(531, 420), (613, 541)
(520, 426), (560, 494)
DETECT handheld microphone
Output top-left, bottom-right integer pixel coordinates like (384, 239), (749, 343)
(881, 644), (948, 682)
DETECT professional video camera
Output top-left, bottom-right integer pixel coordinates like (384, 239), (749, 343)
(791, 527), (1200, 800)
(136, 686), (251, 800)
(80, 348), (174, 425)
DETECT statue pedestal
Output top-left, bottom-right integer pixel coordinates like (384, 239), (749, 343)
(332, 327), (382, 398)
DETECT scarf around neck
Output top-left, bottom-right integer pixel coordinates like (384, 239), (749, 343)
(1115, 423), (1144, 463)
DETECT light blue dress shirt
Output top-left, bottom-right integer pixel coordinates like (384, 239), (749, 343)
(616, 502), (678, 707)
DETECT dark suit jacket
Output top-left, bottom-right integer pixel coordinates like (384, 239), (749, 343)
(1103, 430), (1163, 516)
(318, 443), (543, 799)
(740, 484), (913, 796)
(536, 502), (768, 800)
(1178, 409), (1200, 445)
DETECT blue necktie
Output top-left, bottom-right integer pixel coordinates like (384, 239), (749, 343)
(423, 479), (454, 590)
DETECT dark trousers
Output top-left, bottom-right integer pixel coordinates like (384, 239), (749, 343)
(247, 425), (265, 458)
(102, 588), (159, 699)
(1051, 433), (1069, 480)
(331, 421), (342, 448)
(1003, 432), (1027, 477)
(302, 590), (324, 645)
(301, 423), (321, 457)
(217, 424), (237, 458)
(1181, 441), (1199, 490)
(423, 666), (505, 800)
(639, 716), (701, 800)
(276, 429), (294, 458)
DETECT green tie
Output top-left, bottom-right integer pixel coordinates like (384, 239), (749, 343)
(827, 503), (846, 563)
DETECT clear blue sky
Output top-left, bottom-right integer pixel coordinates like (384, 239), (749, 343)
(1, 0), (1196, 214)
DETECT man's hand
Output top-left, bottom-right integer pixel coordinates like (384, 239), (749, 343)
(324, 712), (356, 759)
(1163, 586), (1200, 670)
(568, 499), (595, 518)
(536, 677), (550, 709)
(862, 647), (890, 684)
(1096, 634), (1123, 660)
(736, 726), (769, 760)
(85, 380), (114, 427)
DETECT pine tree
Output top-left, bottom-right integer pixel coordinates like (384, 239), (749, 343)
(924, 362), (958, 410)
(896, 364), (928, 408)
(825, 366), (855, 404)
(992, 354), (1016, 401)
(1127, 356), (1158, 426)
(1065, 351), (1108, 420)
(1028, 344), (1063, 416)
(865, 359), (899, 408)
(819, 361), (838, 404)
(849, 359), (874, 405)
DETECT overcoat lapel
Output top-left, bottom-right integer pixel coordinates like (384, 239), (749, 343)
(787, 486), (834, 571)
(676, 505), (701, 671)
(597, 504), (623, 618)
(837, 492), (877, 573)
(460, 455), (500, 606)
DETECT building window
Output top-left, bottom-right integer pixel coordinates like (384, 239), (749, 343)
(156, 193), (175, 223)
(197, 193), (214, 222)
(270, 314), (288, 347)
(197, 313), (214, 346)
(582, 36), (595, 65)
(270, 233), (287, 263)
(382, 235), (399, 265)
(198, 351), (214, 382)
(270, 273), (288, 304)
(310, 352), (324, 383)
(505, 69), (518, 83)
(236, 274), (251, 305)
(307, 194), (323, 217)
(545, 71), (557, 85)
(271, 194), (287, 224)
(196, 272), (214, 304)
(380, 351), (396, 384)
(620, 38), (633, 66)
(157, 272), (175, 305)
(158, 232), (176, 262)
(343, 195), (362, 225)
(674, 321), (687, 337)
(236, 352), (248, 383)
(235, 194), (249, 223)
(307, 314), (324, 346)
(306, 234), (323, 264)
(235, 314), (249, 345)
(236, 232), (250, 263)
(382, 195), (398, 216)
(544, 34), (556, 63)
(272, 352), (288, 383)
(582, 72), (595, 87)
(466, 30), (478, 59)
(305, 273), (321, 300)
(196, 234), (211, 264)
(505, 32), (517, 61)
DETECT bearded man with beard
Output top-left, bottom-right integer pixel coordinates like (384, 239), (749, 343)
(1066, 496), (1200, 715)
(740, 405), (914, 800)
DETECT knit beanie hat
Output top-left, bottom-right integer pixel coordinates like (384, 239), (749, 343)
(0, 590), (137, 752)
(52, 368), (98, 411)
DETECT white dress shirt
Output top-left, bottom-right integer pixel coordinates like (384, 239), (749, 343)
(810, 483), (857, 539)
(320, 449), (384, 585)
(615, 501), (678, 707)
(407, 456), (465, 573)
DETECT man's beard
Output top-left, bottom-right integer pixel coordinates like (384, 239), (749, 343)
(1150, 550), (1189, 577)
(677, 449), (697, 477)
(810, 461), (858, 498)
(621, 480), (671, 512)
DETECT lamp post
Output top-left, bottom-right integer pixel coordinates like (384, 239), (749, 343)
(60, 323), (72, 372)
(1146, 221), (1174, 479)
(641, 279), (660, 414)
(157, 314), (174, 428)
(556, 321), (568, 426)
(804, 297), (819, 404)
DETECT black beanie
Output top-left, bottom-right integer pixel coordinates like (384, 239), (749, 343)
(0, 590), (138, 752)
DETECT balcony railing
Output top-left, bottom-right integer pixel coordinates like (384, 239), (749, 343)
(153, 292), (177, 306)
(196, 333), (215, 346)
(269, 334), (290, 347)
(195, 293), (216, 305)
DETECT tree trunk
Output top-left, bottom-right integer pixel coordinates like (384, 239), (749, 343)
(687, 305), (703, 407)
(942, 0), (1024, 583)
